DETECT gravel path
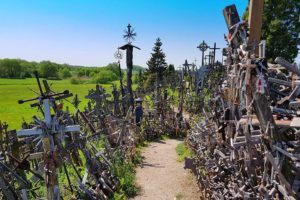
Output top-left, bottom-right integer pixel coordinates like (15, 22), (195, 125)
(131, 139), (200, 200)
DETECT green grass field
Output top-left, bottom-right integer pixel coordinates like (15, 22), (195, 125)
(0, 78), (118, 129)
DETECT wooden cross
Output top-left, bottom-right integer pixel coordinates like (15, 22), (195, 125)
(209, 42), (221, 68)
(17, 98), (80, 200)
(85, 85), (109, 116)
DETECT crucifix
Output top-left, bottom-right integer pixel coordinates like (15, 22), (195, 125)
(183, 59), (191, 74)
(209, 42), (221, 68)
(17, 71), (80, 200)
(85, 85), (109, 129)
(119, 24), (140, 109)
(197, 40), (209, 66)
(85, 85), (108, 116)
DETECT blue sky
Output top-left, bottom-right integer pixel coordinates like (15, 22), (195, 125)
(0, 0), (297, 68)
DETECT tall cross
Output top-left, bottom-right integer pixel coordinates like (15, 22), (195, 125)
(17, 71), (80, 199)
(209, 42), (221, 68)
(17, 94), (80, 200)
(197, 40), (209, 66)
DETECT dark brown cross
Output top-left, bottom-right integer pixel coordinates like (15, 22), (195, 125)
(197, 40), (209, 66)
(209, 42), (221, 68)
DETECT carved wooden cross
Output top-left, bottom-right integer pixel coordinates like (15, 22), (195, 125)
(17, 98), (80, 200)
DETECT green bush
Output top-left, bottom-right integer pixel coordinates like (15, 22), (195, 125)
(143, 73), (156, 90)
(38, 61), (59, 78)
(59, 68), (72, 79)
(77, 69), (85, 77)
(92, 70), (118, 84)
(111, 150), (141, 198)
(70, 77), (81, 84)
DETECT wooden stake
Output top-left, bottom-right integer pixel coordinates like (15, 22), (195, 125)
(248, 0), (264, 56)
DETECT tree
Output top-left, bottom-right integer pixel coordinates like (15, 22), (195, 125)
(243, 0), (300, 63)
(59, 68), (72, 79)
(0, 59), (22, 78)
(146, 38), (167, 76)
(167, 64), (175, 73)
(38, 61), (59, 78)
(77, 69), (85, 77)
(137, 69), (143, 85)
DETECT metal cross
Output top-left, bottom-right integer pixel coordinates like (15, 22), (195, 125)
(123, 24), (137, 44)
(197, 40), (209, 66)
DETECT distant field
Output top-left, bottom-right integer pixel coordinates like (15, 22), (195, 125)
(0, 78), (118, 129)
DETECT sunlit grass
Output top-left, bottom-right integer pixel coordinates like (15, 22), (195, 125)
(0, 78), (120, 129)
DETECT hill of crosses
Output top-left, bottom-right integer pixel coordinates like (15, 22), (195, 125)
(0, 0), (299, 199)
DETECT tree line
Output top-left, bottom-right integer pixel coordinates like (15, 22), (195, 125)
(0, 58), (144, 84)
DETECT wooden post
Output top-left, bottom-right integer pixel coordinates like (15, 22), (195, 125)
(126, 45), (134, 107)
(119, 44), (140, 109)
(248, 0), (264, 56)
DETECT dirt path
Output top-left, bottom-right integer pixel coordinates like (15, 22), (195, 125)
(132, 139), (199, 200)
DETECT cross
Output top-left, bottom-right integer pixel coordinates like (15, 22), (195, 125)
(183, 59), (191, 73)
(17, 98), (80, 200)
(17, 71), (80, 199)
(209, 42), (221, 68)
(123, 23), (137, 44)
(197, 40), (209, 66)
(85, 85), (109, 116)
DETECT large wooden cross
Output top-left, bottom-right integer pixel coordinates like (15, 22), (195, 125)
(17, 98), (80, 200)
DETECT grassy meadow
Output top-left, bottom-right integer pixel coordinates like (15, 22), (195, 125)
(0, 78), (119, 129)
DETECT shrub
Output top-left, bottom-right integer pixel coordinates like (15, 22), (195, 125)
(77, 69), (85, 77)
(143, 73), (156, 90)
(59, 68), (72, 79)
(70, 77), (81, 84)
(111, 150), (142, 197)
(38, 61), (59, 78)
(92, 70), (118, 84)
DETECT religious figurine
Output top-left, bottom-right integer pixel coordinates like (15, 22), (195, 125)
(134, 97), (143, 126)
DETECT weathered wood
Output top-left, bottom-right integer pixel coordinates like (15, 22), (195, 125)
(275, 57), (300, 76)
(247, 0), (264, 55)
(268, 77), (292, 87)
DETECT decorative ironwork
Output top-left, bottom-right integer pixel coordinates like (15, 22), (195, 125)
(123, 24), (137, 44)
(114, 49), (123, 61)
(197, 40), (209, 66)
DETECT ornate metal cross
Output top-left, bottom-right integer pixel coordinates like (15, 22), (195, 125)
(123, 24), (136, 44)
(197, 40), (209, 66)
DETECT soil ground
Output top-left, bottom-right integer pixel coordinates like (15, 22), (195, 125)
(132, 139), (200, 200)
